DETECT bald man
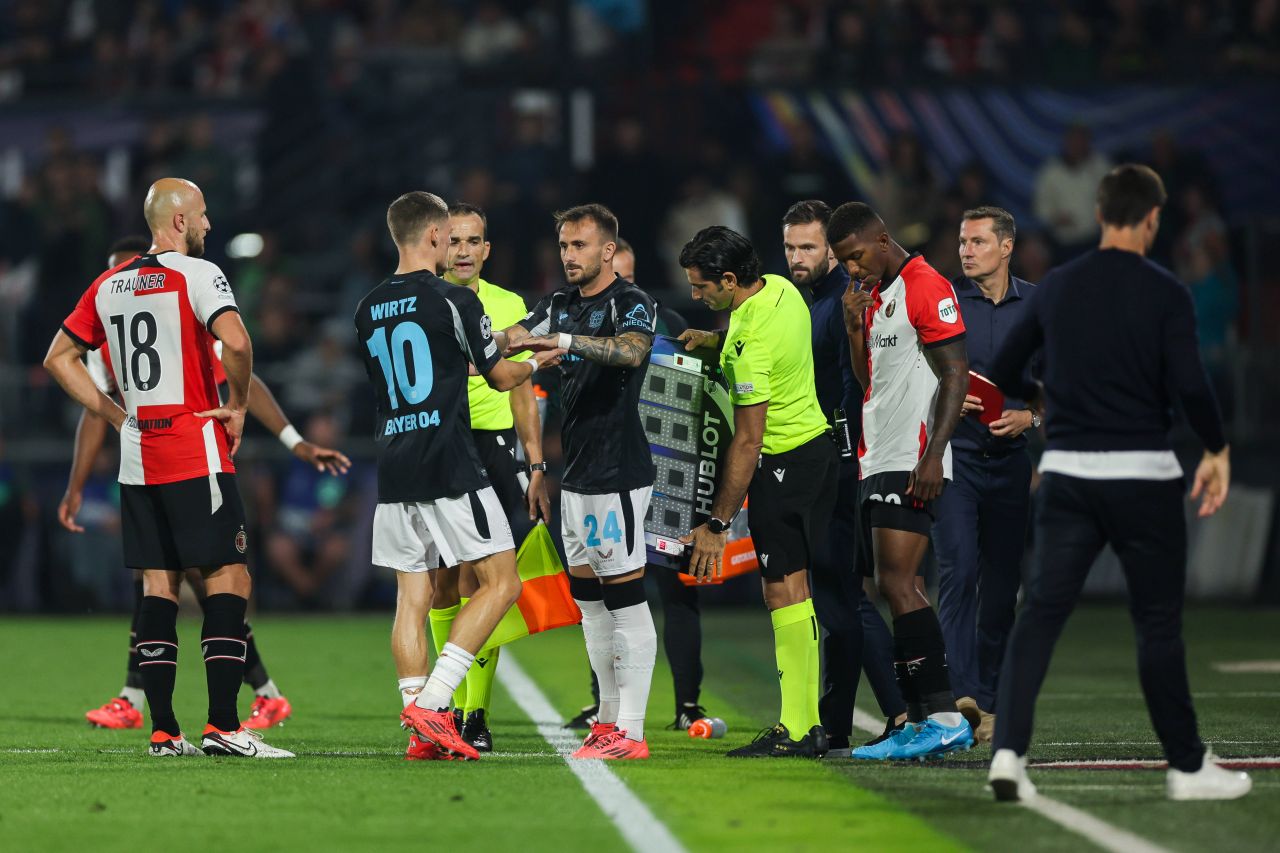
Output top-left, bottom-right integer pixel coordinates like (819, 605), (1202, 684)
(45, 178), (293, 758)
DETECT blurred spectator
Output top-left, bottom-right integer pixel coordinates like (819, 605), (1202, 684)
(1101, 0), (1160, 78)
(459, 2), (526, 68)
(1011, 232), (1054, 284)
(1033, 125), (1113, 260)
(1043, 8), (1100, 84)
(63, 447), (124, 610)
(924, 3), (983, 77)
(282, 318), (366, 429)
(585, 117), (671, 290)
(660, 172), (749, 289)
(749, 4), (815, 84)
(820, 8), (882, 81)
(172, 114), (239, 226)
(872, 132), (941, 248)
(257, 414), (357, 609)
(770, 120), (852, 213)
(1174, 184), (1238, 362)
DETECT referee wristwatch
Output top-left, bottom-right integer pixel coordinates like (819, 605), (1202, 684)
(706, 517), (729, 534)
(529, 462), (548, 473)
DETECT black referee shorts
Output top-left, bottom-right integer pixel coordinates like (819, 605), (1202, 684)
(120, 472), (248, 571)
(855, 470), (938, 577)
(746, 433), (839, 580)
(471, 428), (527, 524)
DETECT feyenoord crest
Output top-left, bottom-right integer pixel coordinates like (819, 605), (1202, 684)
(885, 300), (897, 318)
(235, 528), (248, 554)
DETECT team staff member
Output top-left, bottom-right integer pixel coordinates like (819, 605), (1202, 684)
(66, 234), (350, 734)
(985, 165), (1249, 802)
(426, 203), (549, 754)
(830, 202), (974, 761)
(45, 178), (293, 758)
(359, 191), (562, 762)
(502, 204), (659, 760)
(932, 207), (1039, 744)
(681, 226), (836, 759)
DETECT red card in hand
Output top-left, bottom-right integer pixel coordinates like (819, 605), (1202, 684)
(968, 371), (1005, 427)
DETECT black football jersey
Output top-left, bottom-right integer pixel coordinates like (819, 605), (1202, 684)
(520, 275), (657, 494)
(354, 270), (501, 502)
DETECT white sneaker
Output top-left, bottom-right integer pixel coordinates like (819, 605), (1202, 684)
(988, 748), (1037, 802)
(1167, 749), (1251, 801)
(201, 726), (296, 758)
(148, 732), (203, 757)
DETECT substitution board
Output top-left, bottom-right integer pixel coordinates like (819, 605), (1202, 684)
(641, 335), (757, 582)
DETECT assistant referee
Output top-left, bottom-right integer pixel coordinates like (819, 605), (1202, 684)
(680, 226), (837, 758)
(984, 164), (1250, 802)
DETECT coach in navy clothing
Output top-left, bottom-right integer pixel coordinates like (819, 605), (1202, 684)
(984, 165), (1249, 802)
(932, 206), (1039, 743)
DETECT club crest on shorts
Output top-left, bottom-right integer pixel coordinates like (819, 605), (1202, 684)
(885, 300), (897, 318)
(235, 527), (248, 554)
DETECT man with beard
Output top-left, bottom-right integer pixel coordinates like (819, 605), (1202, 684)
(499, 204), (659, 760)
(45, 178), (293, 758)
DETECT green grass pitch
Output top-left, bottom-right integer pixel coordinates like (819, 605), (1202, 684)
(0, 605), (1276, 852)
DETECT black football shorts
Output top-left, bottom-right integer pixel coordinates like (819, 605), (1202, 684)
(120, 472), (248, 571)
(745, 433), (838, 580)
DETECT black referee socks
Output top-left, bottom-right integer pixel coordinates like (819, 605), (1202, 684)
(892, 607), (958, 718)
(202, 593), (249, 733)
(136, 596), (180, 736)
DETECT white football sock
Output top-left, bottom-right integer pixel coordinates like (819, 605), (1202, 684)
(398, 676), (427, 708)
(254, 678), (282, 699)
(120, 686), (145, 709)
(576, 598), (619, 725)
(611, 601), (656, 742)
(418, 643), (474, 711)
(929, 711), (963, 728)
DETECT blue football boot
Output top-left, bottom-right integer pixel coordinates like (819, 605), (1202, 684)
(850, 722), (918, 760)
(893, 717), (974, 761)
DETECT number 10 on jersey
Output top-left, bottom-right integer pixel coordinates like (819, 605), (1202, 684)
(366, 322), (434, 410)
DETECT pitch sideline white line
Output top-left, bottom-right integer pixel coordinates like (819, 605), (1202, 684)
(849, 708), (1173, 853)
(498, 652), (687, 853)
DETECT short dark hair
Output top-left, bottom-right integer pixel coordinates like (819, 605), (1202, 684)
(448, 202), (488, 238)
(962, 206), (1016, 243)
(109, 235), (149, 257)
(781, 199), (832, 229)
(678, 226), (761, 284)
(1097, 164), (1167, 227)
(386, 191), (448, 246)
(615, 237), (634, 255)
(826, 202), (884, 246)
(554, 203), (618, 243)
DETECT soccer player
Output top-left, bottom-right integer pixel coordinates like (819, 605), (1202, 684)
(357, 191), (562, 762)
(828, 201), (975, 761)
(985, 165), (1249, 802)
(680, 226), (837, 758)
(44, 177), (293, 758)
(66, 238), (349, 733)
(425, 202), (550, 753)
(499, 204), (659, 760)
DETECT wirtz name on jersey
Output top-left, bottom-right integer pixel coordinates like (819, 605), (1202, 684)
(369, 297), (417, 320)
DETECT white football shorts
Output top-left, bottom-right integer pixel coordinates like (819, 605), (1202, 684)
(372, 486), (514, 572)
(561, 486), (652, 577)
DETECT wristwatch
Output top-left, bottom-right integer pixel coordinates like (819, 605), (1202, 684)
(529, 462), (548, 472)
(706, 517), (729, 534)
(1028, 410), (1042, 430)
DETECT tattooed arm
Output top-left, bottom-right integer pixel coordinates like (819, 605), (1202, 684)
(520, 330), (653, 368)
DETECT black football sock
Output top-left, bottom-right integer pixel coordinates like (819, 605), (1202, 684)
(242, 621), (270, 690)
(125, 579), (145, 690)
(893, 607), (957, 717)
(202, 594), (249, 732)
(137, 596), (180, 735)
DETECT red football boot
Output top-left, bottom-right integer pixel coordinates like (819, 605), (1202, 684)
(571, 722), (620, 758)
(86, 696), (143, 729)
(401, 704), (480, 761)
(242, 695), (293, 730)
(573, 730), (649, 760)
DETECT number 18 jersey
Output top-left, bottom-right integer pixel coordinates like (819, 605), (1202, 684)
(61, 251), (240, 486)
(354, 269), (502, 503)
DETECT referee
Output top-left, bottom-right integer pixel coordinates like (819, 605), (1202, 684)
(680, 226), (837, 758)
(984, 164), (1250, 802)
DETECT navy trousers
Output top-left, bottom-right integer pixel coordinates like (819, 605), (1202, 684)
(812, 470), (904, 739)
(931, 447), (1031, 710)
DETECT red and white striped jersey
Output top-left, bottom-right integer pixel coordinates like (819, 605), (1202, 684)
(858, 255), (966, 480)
(63, 251), (240, 486)
(87, 339), (228, 395)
